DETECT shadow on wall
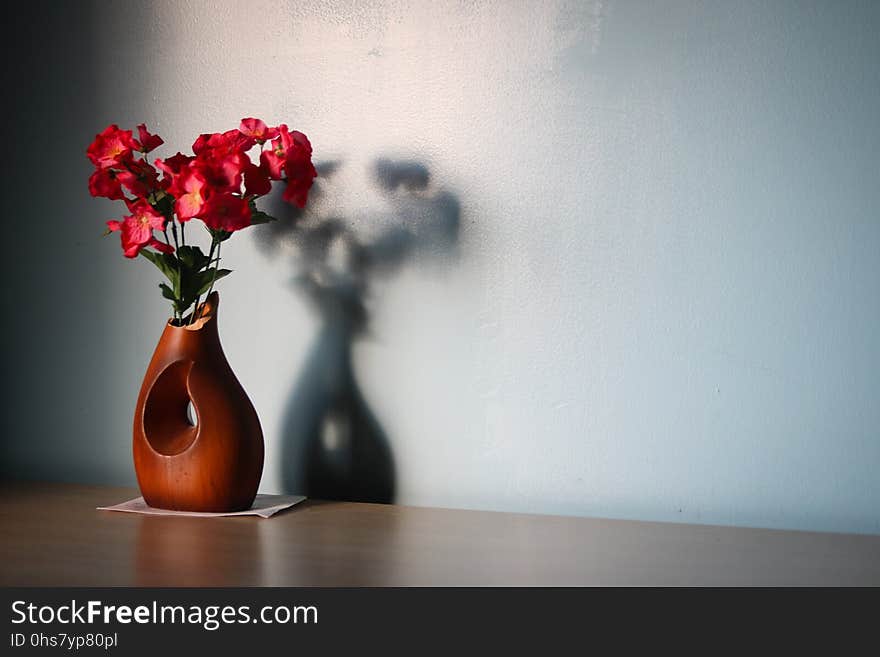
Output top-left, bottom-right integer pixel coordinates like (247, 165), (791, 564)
(255, 158), (461, 503)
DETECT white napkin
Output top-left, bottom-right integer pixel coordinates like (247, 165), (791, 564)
(97, 494), (305, 519)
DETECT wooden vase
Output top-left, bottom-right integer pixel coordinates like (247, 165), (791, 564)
(133, 292), (264, 512)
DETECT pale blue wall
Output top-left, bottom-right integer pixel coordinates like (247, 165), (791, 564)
(2, 0), (879, 534)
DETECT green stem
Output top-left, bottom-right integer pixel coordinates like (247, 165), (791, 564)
(170, 223), (182, 325)
(189, 238), (217, 326)
(159, 228), (179, 323)
(204, 239), (222, 302)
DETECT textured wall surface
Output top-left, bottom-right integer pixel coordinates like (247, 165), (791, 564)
(2, 0), (879, 533)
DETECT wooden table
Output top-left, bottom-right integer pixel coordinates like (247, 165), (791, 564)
(1, 482), (878, 586)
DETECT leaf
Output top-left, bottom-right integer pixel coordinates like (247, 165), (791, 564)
(176, 267), (198, 308)
(196, 269), (232, 296)
(209, 228), (233, 243)
(157, 252), (182, 298)
(158, 282), (176, 301)
(247, 198), (278, 226)
(176, 244), (210, 270)
(158, 283), (189, 314)
(249, 209), (278, 225)
(152, 193), (174, 218)
(140, 249), (179, 287)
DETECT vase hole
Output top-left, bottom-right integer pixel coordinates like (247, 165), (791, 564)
(143, 360), (199, 456)
(186, 400), (198, 427)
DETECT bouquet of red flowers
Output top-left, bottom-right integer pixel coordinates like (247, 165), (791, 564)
(86, 118), (316, 324)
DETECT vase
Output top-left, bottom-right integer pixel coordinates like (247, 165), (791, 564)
(132, 292), (264, 512)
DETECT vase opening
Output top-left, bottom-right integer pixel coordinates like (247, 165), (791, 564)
(166, 292), (220, 331)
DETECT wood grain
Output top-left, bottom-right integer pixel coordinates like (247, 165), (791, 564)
(1, 481), (878, 586)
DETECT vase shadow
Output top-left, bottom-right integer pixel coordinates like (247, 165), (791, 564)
(279, 285), (395, 503)
(257, 157), (460, 505)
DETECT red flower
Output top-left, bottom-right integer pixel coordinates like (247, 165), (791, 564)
(88, 168), (125, 200)
(155, 152), (193, 176)
(223, 128), (256, 152)
(116, 159), (160, 199)
(259, 123), (290, 180)
(136, 124), (164, 153)
(288, 129), (312, 156)
(200, 193), (251, 232)
(90, 118), (316, 267)
(169, 165), (209, 221)
(107, 201), (170, 258)
(281, 130), (316, 207)
(257, 125), (315, 206)
(239, 118), (278, 143)
(194, 152), (246, 194)
(244, 162), (271, 196)
(260, 148), (285, 180)
(282, 162), (317, 208)
(190, 131), (253, 193)
(87, 124), (138, 169)
(218, 150), (251, 190)
(193, 130), (254, 156)
(155, 152), (194, 192)
(191, 133), (212, 155)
